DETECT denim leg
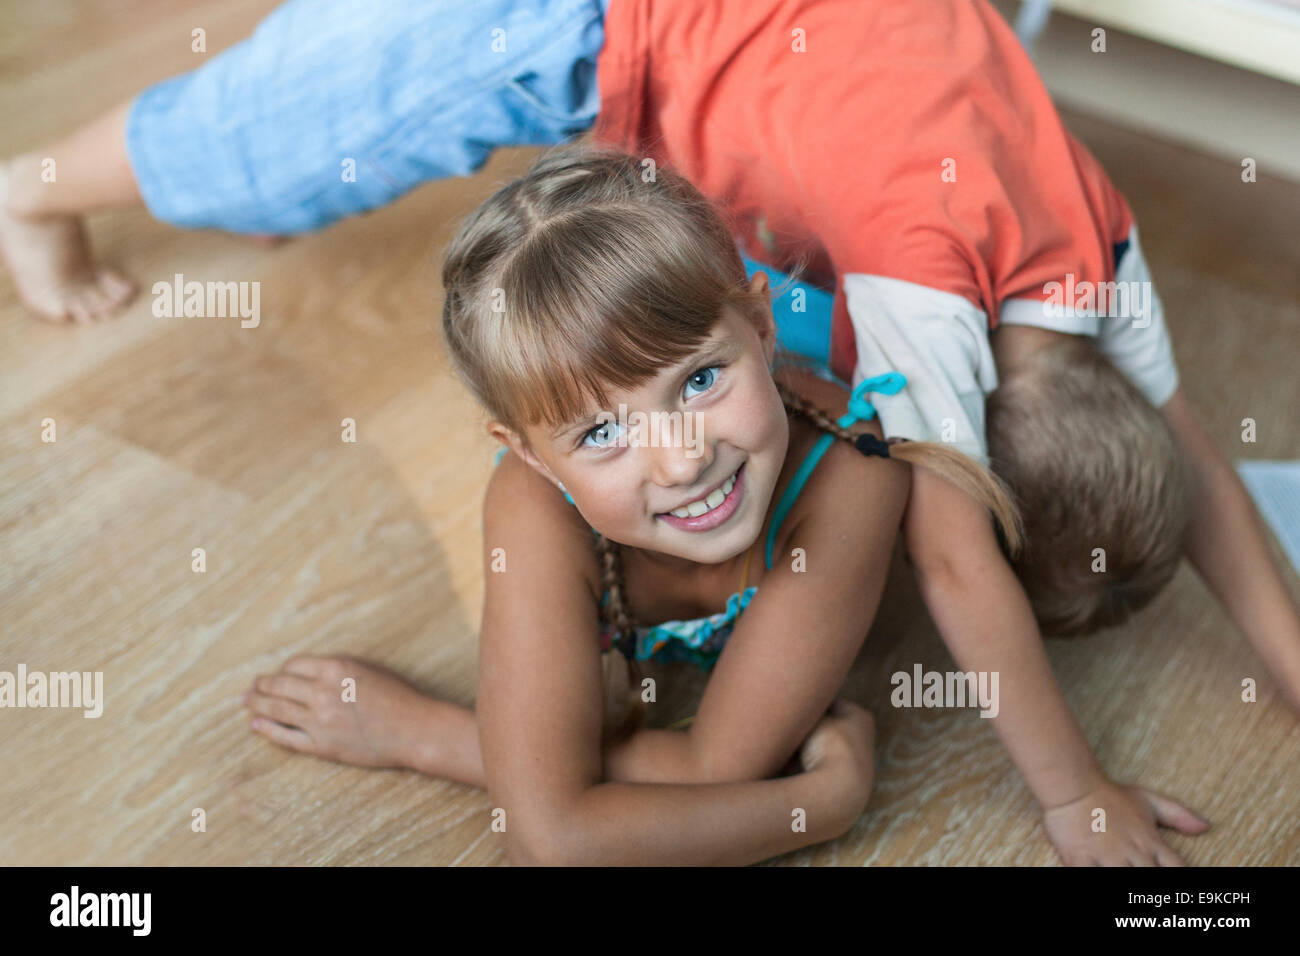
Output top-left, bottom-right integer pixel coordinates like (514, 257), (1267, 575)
(125, 0), (609, 233)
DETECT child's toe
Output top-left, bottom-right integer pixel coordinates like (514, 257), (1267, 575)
(78, 284), (112, 319)
(97, 269), (135, 307)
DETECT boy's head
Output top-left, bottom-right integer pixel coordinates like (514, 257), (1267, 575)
(986, 330), (1190, 637)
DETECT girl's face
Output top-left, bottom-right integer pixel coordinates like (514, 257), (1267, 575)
(496, 280), (790, 568)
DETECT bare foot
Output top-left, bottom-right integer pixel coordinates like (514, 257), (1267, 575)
(0, 157), (137, 323)
(243, 654), (483, 784)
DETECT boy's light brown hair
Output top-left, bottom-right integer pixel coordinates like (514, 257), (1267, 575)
(986, 336), (1191, 637)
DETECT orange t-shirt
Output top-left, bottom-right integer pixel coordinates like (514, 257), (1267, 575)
(591, 0), (1134, 384)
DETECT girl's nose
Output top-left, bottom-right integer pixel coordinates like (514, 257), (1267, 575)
(648, 440), (713, 490)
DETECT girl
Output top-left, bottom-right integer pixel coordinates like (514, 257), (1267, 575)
(247, 143), (1212, 865)
(244, 144), (1025, 865)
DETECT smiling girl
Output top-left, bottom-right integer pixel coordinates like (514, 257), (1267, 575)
(241, 144), (1029, 864)
(244, 144), (1214, 866)
(239, 141), (1211, 868)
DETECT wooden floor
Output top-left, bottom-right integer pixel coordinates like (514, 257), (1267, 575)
(2, 1), (1297, 866)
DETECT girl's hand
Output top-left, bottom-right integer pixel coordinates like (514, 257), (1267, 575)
(1041, 778), (1210, 866)
(243, 655), (442, 771)
(795, 698), (877, 826)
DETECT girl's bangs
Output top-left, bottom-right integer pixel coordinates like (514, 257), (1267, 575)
(496, 216), (741, 433)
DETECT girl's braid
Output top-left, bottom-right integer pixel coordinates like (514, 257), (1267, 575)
(595, 531), (633, 642)
(772, 378), (862, 444)
(594, 529), (643, 742)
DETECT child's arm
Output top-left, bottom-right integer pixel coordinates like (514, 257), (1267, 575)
(904, 467), (1210, 865)
(1160, 387), (1300, 714)
(478, 452), (871, 866)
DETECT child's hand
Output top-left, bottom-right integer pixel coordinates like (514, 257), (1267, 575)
(795, 698), (877, 826)
(242, 655), (444, 771)
(1041, 778), (1210, 866)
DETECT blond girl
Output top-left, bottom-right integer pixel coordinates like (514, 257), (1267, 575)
(244, 145), (1208, 865)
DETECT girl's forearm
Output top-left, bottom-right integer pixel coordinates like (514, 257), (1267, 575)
(405, 703), (856, 864)
(402, 700), (717, 788)
(915, 557), (1107, 809)
(537, 766), (857, 866)
(603, 727), (699, 782)
(906, 470), (1107, 809)
(405, 697), (487, 787)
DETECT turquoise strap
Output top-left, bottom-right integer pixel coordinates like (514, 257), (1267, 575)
(764, 434), (833, 570)
(763, 371), (907, 570)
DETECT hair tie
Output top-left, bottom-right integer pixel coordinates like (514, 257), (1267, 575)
(853, 433), (892, 459)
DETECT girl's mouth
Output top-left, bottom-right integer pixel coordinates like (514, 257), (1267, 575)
(656, 463), (746, 533)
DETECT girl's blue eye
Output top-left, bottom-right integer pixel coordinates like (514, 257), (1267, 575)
(577, 365), (722, 448)
(684, 365), (721, 399)
(581, 418), (624, 449)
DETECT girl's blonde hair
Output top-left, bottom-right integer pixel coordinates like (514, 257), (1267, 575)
(441, 144), (1022, 741)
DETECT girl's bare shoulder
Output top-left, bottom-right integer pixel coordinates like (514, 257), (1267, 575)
(483, 449), (603, 607)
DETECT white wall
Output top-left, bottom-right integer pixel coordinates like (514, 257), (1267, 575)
(992, 0), (1300, 183)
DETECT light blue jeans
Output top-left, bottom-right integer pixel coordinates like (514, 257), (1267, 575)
(126, 0), (612, 234)
(124, 0), (833, 367)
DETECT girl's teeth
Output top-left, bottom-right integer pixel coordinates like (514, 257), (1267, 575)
(668, 468), (739, 519)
